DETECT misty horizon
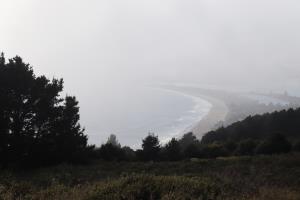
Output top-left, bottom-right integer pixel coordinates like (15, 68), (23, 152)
(1, 0), (300, 91)
(2, 0), (300, 146)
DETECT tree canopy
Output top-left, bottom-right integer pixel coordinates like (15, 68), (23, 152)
(139, 133), (160, 161)
(201, 108), (300, 144)
(0, 54), (88, 167)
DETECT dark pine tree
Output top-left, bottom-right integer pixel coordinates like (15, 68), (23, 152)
(164, 138), (182, 161)
(256, 133), (291, 155)
(140, 133), (160, 161)
(178, 132), (199, 151)
(0, 53), (88, 167)
(53, 96), (87, 163)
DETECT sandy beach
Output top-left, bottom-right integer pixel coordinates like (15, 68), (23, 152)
(164, 85), (300, 139)
(162, 86), (229, 138)
(190, 94), (228, 138)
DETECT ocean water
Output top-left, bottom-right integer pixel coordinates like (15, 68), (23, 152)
(80, 86), (211, 148)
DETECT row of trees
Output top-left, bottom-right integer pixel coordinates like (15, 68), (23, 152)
(94, 132), (300, 161)
(202, 108), (300, 144)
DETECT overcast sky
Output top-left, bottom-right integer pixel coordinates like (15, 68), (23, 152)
(1, 0), (300, 93)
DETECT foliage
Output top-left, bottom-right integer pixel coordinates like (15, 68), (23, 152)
(202, 108), (300, 144)
(138, 133), (160, 161)
(163, 138), (182, 161)
(96, 143), (125, 161)
(106, 134), (121, 148)
(1, 53), (299, 166)
(178, 132), (198, 151)
(0, 153), (300, 199)
(183, 143), (200, 158)
(256, 133), (292, 155)
(199, 143), (228, 158)
(224, 140), (237, 154)
(0, 54), (88, 167)
(293, 140), (300, 152)
(235, 139), (257, 156)
(87, 175), (217, 200)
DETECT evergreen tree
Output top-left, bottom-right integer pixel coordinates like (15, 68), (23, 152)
(178, 132), (198, 151)
(53, 96), (87, 162)
(0, 53), (88, 166)
(106, 134), (121, 148)
(183, 143), (200, 158)
(140, 133), (160, 161)
(97, 143), (124, 161)
(235, 139), (257, 156)
(256, 133), (291, 155)
(164, 138), (182, 161)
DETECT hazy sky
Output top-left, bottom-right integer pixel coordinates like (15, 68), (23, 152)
(1, 0), (300, 93)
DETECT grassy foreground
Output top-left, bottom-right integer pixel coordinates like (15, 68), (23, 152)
(0, 153), (300, 200)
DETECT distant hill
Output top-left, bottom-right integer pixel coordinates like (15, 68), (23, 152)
(201, 108), (300, 144)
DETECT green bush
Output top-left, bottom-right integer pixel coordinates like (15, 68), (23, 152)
(235, 139), (257, 156)
(256, 133), (291, 155)
(200, 143), (228, 158)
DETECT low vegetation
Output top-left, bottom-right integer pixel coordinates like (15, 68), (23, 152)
(0, 153), (300, 199)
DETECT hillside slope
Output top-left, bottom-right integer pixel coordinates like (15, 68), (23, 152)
(201, 108), (300, 144)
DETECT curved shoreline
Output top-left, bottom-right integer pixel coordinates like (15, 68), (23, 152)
(190, 94), (228, 138)
(159, 86), (229, 139)
(149, 87), (213, 141)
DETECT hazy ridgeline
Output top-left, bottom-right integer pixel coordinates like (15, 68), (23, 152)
(1, 54), (300, 168)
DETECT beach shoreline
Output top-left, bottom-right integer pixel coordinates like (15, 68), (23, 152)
(160, 86), (229, 139)
(149, 87), (213, 140)
(190, 94), (228, 138)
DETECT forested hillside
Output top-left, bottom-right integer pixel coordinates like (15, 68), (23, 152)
(202, 108), (300, 144)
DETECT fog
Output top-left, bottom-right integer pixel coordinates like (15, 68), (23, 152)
(1, 0), (300, 144)
(1, 0), (300, 91)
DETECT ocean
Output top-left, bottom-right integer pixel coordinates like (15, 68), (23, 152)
(79, 86), (211, 148)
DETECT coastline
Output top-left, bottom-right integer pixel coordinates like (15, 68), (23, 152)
(162, 85), (300, 139)
(149, 87), (213, 142)
(159, 86), (229, 139)
(190, 94), (228, 138)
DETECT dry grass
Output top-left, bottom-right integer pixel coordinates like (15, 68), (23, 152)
(0, 153), (299, 199)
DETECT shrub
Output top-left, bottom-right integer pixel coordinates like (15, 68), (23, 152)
(183, 143), (200, 158)
(235, 139), (257, 156)
(96, 143), (125, 161)
(256, 133), (291, 155)
(224, 140), (238, 155)
(86, 175), (218, 200)
(122, 146), (136, 161)
(200, 143), (228, 158)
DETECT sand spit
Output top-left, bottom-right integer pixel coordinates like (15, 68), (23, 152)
(190, 94), (228, 138)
